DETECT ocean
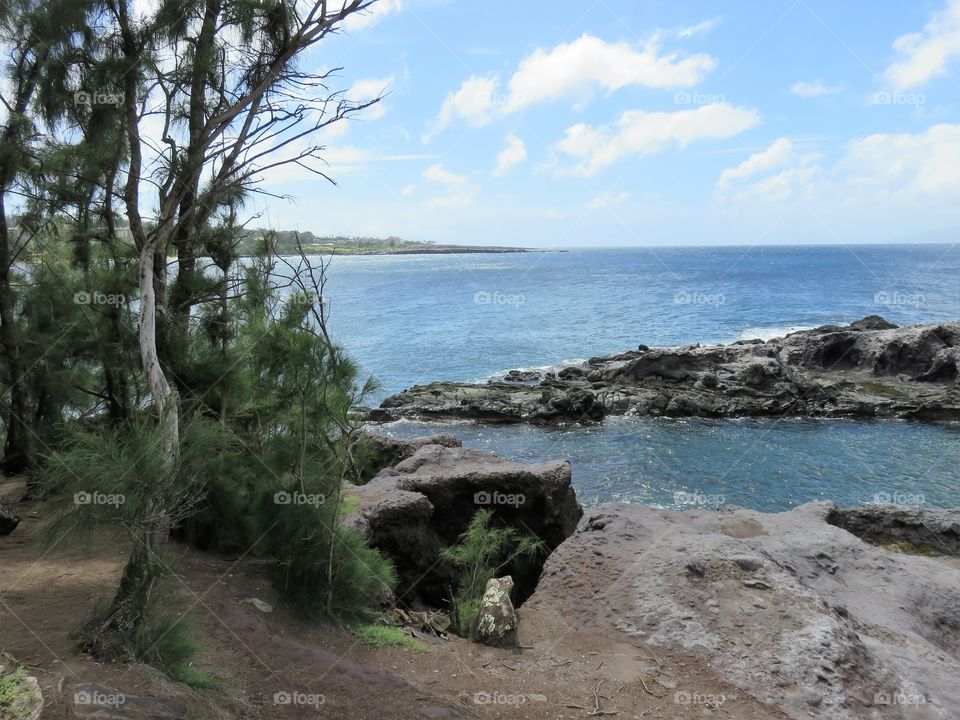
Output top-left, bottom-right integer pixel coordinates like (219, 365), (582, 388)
(316, 244), (960, 511)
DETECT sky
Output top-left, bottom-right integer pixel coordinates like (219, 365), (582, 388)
(251, 0), (960, 247)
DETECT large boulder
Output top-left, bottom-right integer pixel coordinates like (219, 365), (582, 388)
(523, 502), (960, 719)
(347, 440), (582, 605)
(361, 432), (462, 469)
(72, 684), (186, 719)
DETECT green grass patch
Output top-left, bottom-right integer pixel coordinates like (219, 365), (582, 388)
(139, 614), (222, 689)
(349, 624), (429, 653)
(858, 382), (909, 398)
(863, 533), (941, 556)
(0, 666), (32, 719)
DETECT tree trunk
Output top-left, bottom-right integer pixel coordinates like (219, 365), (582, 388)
(0, 197), (36, 475)
(118, 0), (179, 460)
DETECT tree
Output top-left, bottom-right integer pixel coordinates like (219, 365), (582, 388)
(26, 0), (393, 658)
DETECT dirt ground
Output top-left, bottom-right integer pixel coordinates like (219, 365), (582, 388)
(0, 479), (788, 719)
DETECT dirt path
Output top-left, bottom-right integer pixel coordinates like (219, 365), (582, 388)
(1, 480), (786, 719)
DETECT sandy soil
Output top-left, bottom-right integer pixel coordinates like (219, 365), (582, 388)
(0, 479), (786, 719)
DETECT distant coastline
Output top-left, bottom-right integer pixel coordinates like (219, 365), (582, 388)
(235, 230), (559, 256)
(287, 242), (556, 256)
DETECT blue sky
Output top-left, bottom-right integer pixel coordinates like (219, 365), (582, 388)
(252, 0), (960, 247)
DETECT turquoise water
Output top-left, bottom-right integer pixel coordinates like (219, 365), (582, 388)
(378, 417), (960, 511)
(313, 244), (960, 510)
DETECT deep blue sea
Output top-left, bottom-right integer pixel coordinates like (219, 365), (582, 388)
(316, 244), (960, 511)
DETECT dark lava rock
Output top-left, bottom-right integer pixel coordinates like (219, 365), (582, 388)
(347, 440), (582, 605)
(371, 317), (960, 425)
(0, 501), (19, 535)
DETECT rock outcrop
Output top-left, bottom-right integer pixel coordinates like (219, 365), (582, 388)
(370, 317), (960, 424)
(0, 500), (19, 535)
(347, 440), (582, 604)
(361, 432), (463, 468)
(522, 501), (960, 719)
(72, 684), (187, 719)
(473, 576), (519, 647)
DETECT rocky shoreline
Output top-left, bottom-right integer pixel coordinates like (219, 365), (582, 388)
(368, 316), (960, 424)
(353, 432), (960, 719)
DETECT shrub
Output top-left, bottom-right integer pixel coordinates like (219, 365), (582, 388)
(441, 509), (545, 638)
(258, 478), (397, 622)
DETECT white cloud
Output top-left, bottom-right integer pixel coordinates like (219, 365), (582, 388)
(400, 184), (415, 196)
(883, 0), (960, 89)
(717, 125), (960, 205)
(716, 138), (823, 202)
(588, 191), (629, 210)
(423, 163), (478, 206)
(718, 138), (796, 188)
(790, 80), (846, 97)
(427, 34), (717, 137)
(837, 124), (960, 196)
(341, 0), (404, 31)
(493, 134), (527, 176)
(425, 75), (499, 140)
(555, 103), (760, 176)
(348, 75), (393, 120)
(507, 34), (716, 108)
(677, 17), (721, 39)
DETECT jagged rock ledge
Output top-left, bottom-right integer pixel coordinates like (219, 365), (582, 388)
(368, 316), (960, 424)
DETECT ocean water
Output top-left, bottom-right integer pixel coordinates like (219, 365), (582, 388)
(315, 244), (960, 510)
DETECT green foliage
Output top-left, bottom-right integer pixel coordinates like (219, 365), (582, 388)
(260, 487), (397, 622)
(0, 0), (397, 694)
(0, 666), (31, 720)
(349, 623), (429, 653)
(41, 417), (234, 540)
(441, 510), (545, 638)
